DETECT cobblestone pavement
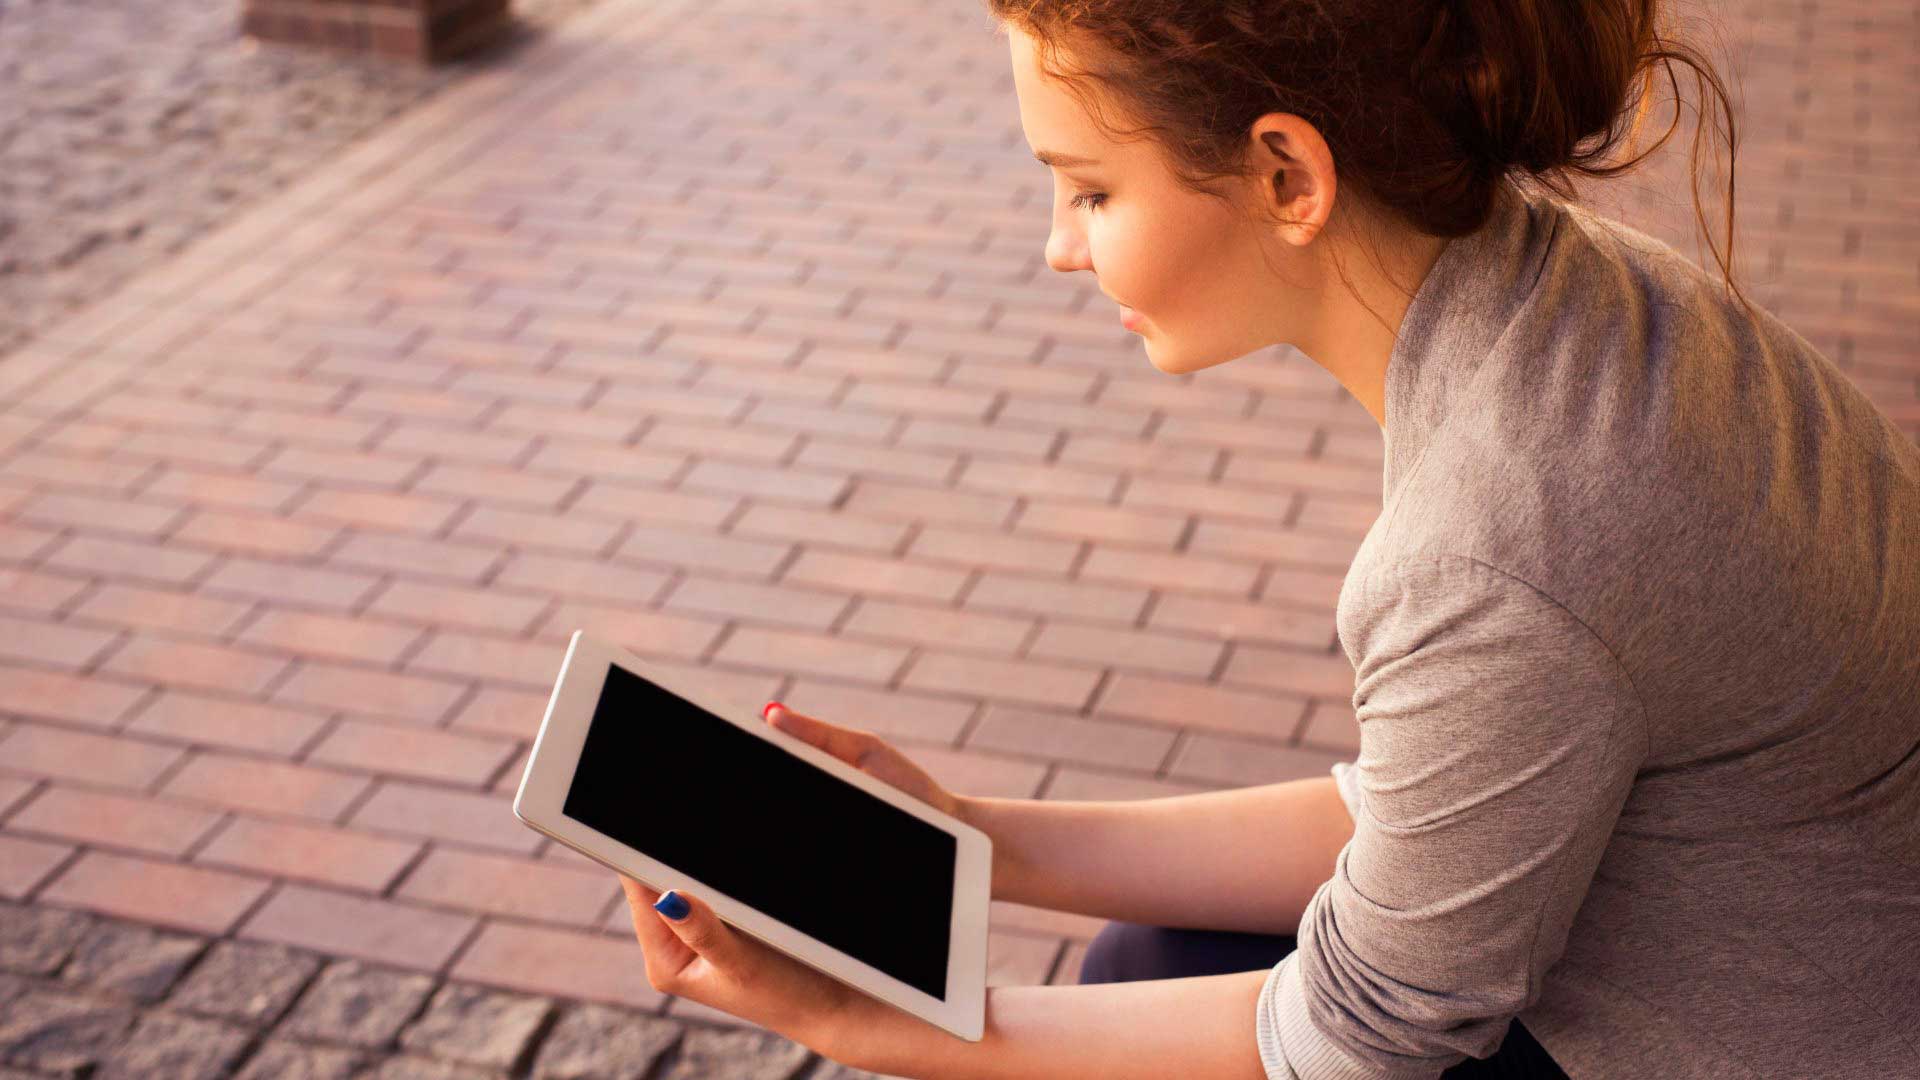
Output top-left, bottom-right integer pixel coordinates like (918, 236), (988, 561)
(0, 898), (880, 1078)
(0, 0), (611, 358)
(0, 0), (1915, 1073)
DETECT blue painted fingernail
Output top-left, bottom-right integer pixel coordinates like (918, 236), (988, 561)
(654, 890), (689, 921)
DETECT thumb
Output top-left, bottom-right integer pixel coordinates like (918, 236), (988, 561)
(652, 890), (743, 968)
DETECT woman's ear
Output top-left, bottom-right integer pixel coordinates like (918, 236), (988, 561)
(1249, 116), (1336, 247)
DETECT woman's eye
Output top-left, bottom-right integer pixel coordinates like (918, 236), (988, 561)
(1069, 191), (1107, 212)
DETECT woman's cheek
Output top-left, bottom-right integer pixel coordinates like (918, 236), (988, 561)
(1144, 212), (1229, 323)
(1101, 217), (1157, 310)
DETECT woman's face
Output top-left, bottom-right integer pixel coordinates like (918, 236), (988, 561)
(1007, 27), (1311, 376)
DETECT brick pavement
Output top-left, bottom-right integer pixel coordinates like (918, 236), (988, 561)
(1, 0), (1914, 1074)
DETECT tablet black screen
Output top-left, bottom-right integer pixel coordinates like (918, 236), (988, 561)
(562, 663), (957, 1001)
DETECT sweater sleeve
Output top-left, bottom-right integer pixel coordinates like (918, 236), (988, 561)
(1256, 555), (1645, 1079)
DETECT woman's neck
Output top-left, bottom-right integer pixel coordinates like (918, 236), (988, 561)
(1294, 218), (1451, 430)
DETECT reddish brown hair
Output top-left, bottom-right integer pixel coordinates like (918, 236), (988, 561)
(990, 0), (1749, 319)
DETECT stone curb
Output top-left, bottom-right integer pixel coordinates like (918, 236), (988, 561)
(0, 896), (899, 1079)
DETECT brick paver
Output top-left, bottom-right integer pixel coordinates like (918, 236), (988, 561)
(1, 0), (1914, 1072)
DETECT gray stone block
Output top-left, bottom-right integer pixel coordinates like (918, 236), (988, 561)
(361, 1055), (510, 1080)
(0, 987), (138, 1075)
(230, 1038), (367, 1080)
(530, 1002), (681, 1080)
(398, 982), (554, 1071)
(659, 1026), (813, 1080)
(808, 1064), (904, 1080)
(59, 921), (207, 1003)
(823, 1063), (925, 1080)
(0, 973), (30, 1010)
(281, 960), (437, 1049)
(169, 938), (323, 1025)
(93, 1010), (254, 1080)
(0, 901), (94, 977)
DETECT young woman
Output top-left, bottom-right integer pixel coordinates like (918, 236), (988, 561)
(618, 3), (1920, 1077)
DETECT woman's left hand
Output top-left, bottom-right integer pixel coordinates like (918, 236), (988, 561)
(618, 875), (865, 1059)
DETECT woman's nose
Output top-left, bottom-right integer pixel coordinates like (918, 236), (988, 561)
(1045, 228), (1091, 274)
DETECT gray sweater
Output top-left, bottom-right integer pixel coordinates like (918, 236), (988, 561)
(1254, 175), (1920, 1078)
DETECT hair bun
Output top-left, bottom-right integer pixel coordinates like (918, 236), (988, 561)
(1412, 0), (1641, 178)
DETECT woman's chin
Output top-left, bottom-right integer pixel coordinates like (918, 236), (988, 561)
(1144, 345), (1205, 380)
(1145, 341), (1249, 376)
(1145, 346), (1193, 375)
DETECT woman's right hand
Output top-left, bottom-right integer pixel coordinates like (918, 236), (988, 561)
(762, 702), (968, 824)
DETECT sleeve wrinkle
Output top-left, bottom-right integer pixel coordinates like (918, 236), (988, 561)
(1388, 552), (1650, 758)
(1264, 553), (1646, 1078)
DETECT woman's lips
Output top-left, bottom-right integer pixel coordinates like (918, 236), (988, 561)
(1120, 305), (1144, 331)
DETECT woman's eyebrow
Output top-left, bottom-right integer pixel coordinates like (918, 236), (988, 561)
(1033, 149), (1101, 168)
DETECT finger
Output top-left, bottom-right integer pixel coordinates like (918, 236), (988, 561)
(650, 889), (746, 973)
(765, 702), (874, 764)
(619, 875), (695, 974)
(620, 873), (660, 905)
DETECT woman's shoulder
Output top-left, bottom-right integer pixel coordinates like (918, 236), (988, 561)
(1514, 186), (1740, 336)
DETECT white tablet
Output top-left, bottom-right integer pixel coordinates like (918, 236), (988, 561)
(513, 630), (991, 1042)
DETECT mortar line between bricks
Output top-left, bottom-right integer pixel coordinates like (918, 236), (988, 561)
(19, 845), (88, 905)
(178, 812), (241, 864)
(435, 908), (492, 979)
(0, 775), (43, 822)
(218, 874), (293, 943)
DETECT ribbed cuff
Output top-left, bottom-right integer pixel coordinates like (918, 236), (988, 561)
(1258, 944), (1454, 1080)
(1271, 941), (1370, 1077)
(1254, 953), (1304, 1080)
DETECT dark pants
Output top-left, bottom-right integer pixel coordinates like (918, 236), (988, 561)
(1078, 921), (1570, 1079)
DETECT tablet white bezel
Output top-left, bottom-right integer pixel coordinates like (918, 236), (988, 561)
(512, 630), (991, 1042)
